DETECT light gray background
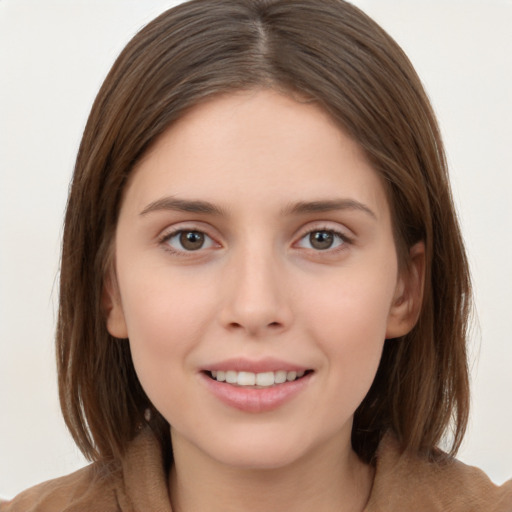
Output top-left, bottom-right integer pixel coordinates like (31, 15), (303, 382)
(1, 0), (511, 498)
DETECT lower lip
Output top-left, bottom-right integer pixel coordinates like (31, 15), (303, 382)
(200, 372), (313, 413)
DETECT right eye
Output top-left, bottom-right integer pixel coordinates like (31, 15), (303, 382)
(162, 230), (217, 253)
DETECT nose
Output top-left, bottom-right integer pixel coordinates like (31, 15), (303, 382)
(218, 243), (293, 337)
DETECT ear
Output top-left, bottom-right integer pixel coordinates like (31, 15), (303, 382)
(386, 241), (425, 339)
(102, 271), (128, 339)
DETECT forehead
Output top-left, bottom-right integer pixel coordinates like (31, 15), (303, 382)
(124, 89), (391, 222)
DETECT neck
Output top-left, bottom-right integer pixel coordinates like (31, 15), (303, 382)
(168, 429), (374, 512)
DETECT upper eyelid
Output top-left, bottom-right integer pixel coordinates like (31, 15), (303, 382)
(294, 221), (353, 240)
(157, 222), (219, 240)
(300, 226), (348, 237)
(162, 228), (213, 240)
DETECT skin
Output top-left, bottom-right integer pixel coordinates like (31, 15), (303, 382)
(106, 89), (424, 512)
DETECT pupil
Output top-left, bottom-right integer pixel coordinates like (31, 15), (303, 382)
(180, 231), (204, 250)
(310, 231), (333, 250)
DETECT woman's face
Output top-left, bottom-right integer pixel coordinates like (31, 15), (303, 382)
(107, 89), (421, 470)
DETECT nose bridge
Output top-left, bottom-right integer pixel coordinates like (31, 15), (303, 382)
(220, 235), (291, 335)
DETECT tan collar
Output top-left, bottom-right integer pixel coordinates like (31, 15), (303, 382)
(2, 428), (511, 511)
(366, 434), (512, 511)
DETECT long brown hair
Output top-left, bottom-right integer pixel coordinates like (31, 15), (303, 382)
(57, 0), (471, 465)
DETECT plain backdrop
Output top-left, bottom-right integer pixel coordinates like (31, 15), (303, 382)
(1, 0), (511, 498)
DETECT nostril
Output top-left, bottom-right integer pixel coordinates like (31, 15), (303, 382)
(223, 318), (285, 334)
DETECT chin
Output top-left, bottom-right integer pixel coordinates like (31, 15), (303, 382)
(177, 424), (311, 471)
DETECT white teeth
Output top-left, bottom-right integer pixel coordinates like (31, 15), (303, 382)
(274, 370), (287, 384)
(226, 371), (237, 384)
(286, 371), (297, 382)
(256, 372), (274, 386)
(211, 369), (307, 387)
(237, 371), (256, 386)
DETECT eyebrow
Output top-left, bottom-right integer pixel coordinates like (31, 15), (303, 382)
(281, 199), (377, 219)
(139, 196), (376, 219)
(140, 197), (226, 216)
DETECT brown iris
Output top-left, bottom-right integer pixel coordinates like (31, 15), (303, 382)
(180, 231), (205, 250)
(309, 231), (334, 250)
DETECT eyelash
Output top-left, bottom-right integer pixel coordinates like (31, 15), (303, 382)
(158, 228), (218, 257)
(297, 227), (352, 253)
(157, 226), (353, 256)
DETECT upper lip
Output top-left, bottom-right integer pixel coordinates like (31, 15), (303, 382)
(203, 357), (311, 373)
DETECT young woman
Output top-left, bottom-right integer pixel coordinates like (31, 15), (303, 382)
(2, 0), (511, 510)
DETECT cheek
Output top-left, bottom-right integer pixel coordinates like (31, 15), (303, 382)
(118, 268), (217, 380)
(304, 267), (395, 337)
(299, 264), (396, 383)
(118, 268), (221, 423)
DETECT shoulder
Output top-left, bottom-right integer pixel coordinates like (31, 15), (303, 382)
(0, 463), (123, 512)
(367, 434), (512, 512)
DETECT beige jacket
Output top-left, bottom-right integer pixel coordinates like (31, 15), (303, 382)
(2, 429), (511, 511)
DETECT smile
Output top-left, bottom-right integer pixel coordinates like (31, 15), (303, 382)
(201, 367), (314, 413)
(209, 370), (308, 387)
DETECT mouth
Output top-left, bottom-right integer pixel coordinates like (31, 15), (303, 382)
(204, 369), (314, 388)
(201, 364), (314, 412)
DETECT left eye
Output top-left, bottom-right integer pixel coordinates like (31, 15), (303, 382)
(164, 230), (216, 252)
(296, 230), (346, 251)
